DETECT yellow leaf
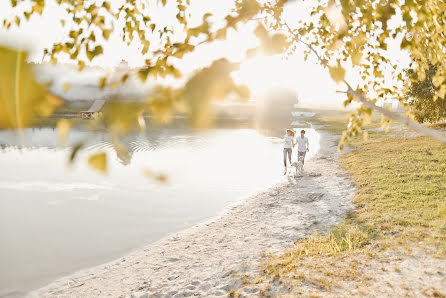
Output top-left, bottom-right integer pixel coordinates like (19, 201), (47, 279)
(110, 82), (118, 90)
(102, 100), (145, 135)
(329, 62), (346, 83)
(437, 84), (446, 100)
(63, 83), (71, 92)
(254, 24), (269, 42)
(88, 152), (107, 173)
(78, 60), (85, 71)
(104, 2), (112, 12)
(351, 51), (362, 66)
(57, 119), (71, 144)
(432, 73), (445, 88)
(99, 77), (107, 90)
(102, 29), (111, 40)
(0, 47), (49, 129)
(138, 67), (150, 82)
(35, 94), (63, 117)
(143, 168), (168, 183)
(46, 93), (64, 106)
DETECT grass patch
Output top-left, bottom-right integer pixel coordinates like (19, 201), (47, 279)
(237, 119), (446, 295)
(343, 134), (446, 247)
(308, 109), (350, 134)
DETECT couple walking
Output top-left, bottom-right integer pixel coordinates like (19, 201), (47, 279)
(283, 129), (309, 175)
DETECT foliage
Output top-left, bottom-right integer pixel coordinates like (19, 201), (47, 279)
(2, 0), (446, 171)
(407, 64), (446, 123)
(260, 0), (446, 144)
(2, 0), (281, 78)
(0, 47), (61, 129)
(1, 0), (291, 126)
(88, 152), (107, 173)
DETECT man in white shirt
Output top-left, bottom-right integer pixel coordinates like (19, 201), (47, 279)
(283, 129), (295, 174)
(296, 129), (309, 166)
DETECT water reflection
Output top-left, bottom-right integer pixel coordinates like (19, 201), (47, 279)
(0, 125), (319, 297)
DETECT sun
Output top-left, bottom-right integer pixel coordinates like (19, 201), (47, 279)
(232, 55), (299, 96)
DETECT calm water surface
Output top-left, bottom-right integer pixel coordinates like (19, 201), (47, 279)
(0, 127), (319, 297)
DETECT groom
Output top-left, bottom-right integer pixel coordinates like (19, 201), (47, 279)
(296, 129), (309, 166)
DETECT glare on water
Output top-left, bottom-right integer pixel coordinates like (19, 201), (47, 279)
(0, 126), (319, 296)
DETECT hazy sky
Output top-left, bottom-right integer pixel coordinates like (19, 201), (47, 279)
(0, 0), (410, 108)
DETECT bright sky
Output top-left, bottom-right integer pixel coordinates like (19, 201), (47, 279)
(0, 0), (411, 108)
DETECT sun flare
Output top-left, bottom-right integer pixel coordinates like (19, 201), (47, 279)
(232, 55), (299, 96)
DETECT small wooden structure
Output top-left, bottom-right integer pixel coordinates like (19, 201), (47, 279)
(81, 99), (106, 119)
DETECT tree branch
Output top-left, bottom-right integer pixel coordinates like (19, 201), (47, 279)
(343, 82), (446, 143)
(280, 21), (446, 143)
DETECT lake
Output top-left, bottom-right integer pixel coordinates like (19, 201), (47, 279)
(0, 125), (319, 297)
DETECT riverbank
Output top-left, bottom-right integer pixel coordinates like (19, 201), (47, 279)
(239, 122), (446, 296)
(29, 128), (355, 297)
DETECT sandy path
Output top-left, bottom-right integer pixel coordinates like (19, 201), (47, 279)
(29, 130), (355, 298)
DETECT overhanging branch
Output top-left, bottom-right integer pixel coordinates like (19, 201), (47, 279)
(281, 21), (446, 143)
(344, 82), (446, 143)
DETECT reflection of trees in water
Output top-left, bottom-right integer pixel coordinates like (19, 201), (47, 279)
(0, 107), (303, 164)
(0, 124), (241, 165)
(142, 127), (163, 151)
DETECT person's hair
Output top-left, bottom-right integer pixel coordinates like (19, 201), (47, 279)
(286, 129), (294, 136)
(301, 130), (306, 134)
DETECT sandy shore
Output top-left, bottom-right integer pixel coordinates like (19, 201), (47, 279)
(29, 129), (355, 298)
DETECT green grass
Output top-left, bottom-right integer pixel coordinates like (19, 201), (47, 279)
(237, 116), (446, 295)
(309, 109), (401, 135)
(342, 134), (446, 247)
(307, 109), (350, 134)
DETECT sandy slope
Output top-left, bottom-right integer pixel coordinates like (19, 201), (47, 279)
(29, 130), (355, 298)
